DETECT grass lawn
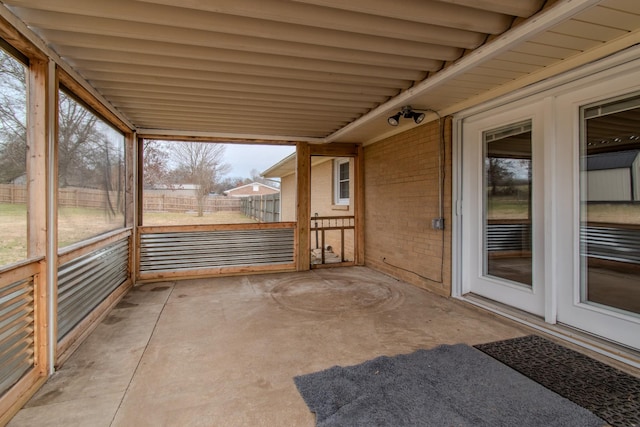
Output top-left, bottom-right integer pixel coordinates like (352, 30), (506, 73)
(0, 203), (27, 265)
(487, 199), (530, 220)
(585, 203), (640, 224)
(143, 210), (257, 226)
(1, 203), (258, 266)
(488, 198), (640, 224)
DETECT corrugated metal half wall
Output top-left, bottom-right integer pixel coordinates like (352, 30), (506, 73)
(0, 271), (35, 397)
(137, 223), (296, 280)
(57, 236), (130, 341)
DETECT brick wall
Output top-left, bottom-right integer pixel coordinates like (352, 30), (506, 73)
(363, 118), (452, 296)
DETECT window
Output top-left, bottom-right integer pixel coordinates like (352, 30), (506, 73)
(0, 47), (28, 265)
(334, 158), (350, 205)
(57, 90), (126, 248)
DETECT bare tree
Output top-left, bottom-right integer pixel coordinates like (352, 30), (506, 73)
(248, 168), (279, 188)
(486, 157), (515, 196)
(57, 92), (103, 187)
(170, 142), (230, 216)
(0, 50), (27, 183)
(142, 140), (171, 189)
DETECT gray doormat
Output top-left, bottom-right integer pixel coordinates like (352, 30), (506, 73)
(474, 335), (640, 427)
(294, 344), (604, 426)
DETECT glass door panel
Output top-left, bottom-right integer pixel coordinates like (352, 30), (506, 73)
(581, 95), (640, 316)
(462, 102), (544, 317)
(484, 120), (533, 287)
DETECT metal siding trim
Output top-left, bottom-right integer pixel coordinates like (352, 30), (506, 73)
(57, 237), (130, 341)
(139, 227), (295, 274)
(0, 277), (34, 397)
(487, 223), (640, 264)
(581, 225), (640, 264)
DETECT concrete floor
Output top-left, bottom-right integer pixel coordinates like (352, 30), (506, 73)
(8, 267), (531, 426)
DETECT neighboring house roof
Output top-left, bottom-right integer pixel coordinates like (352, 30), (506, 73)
(262, 155), (334, 178)
(587, 150), (640, 171)
(224, 181), (280, 196)
(149, 184), (199, 190)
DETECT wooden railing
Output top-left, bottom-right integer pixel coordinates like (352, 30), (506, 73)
(310, 215), (355, 266)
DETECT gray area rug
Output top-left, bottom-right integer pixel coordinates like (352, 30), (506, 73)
(294, 344), (605, 427)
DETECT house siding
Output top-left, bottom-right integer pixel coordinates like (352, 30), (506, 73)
(280, 174), (296, 222)
(364, 119), (452, 296)
(225, 183), (279, 197)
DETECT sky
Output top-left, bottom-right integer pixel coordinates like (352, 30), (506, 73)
(222, 144), (295, 179)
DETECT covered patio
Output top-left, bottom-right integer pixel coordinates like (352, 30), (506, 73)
(1, 0), (640, 424)
(8, 267), (533, 426)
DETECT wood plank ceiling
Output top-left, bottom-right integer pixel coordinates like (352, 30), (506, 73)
(2, 0), (639, 143)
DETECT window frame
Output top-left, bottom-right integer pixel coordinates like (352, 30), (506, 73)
(333, 158), (350, 206)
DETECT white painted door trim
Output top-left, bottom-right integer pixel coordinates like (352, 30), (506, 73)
(453, 46), (640, 351)
(460, 100), (546, 317)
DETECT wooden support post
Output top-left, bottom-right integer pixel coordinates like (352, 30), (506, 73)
(26, 58), (51, 376)
(355, 144), (365, 265)
(27, 58), (47, 260)
(296, 142), (310, 270)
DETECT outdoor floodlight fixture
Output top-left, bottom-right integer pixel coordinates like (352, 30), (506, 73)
(387, 106), (426, 126)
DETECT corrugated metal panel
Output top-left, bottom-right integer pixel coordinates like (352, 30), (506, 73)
(0, 277), (34, 396)
(487, 222), (640, 264)
(486, 223), (532, 252)
(57, 237), (129, 341)
(581, 225), (640, 264)
(139, 228), (295, 274)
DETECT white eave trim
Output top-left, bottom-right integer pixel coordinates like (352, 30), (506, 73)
(325, 0), (604, 144)
(137, 128), (324, 144)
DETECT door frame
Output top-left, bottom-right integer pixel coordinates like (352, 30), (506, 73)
(452, 46), (640, 353)
(460, 101), (547, 317)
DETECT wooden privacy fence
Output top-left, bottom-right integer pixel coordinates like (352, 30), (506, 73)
(0, 184), (27, 204)
(0, 184), (244, 213)
(143, 194), (243, 213)
(0, 184), (121, 209)
(310, 215), (355, 265)
(241, 193), (280, 222)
